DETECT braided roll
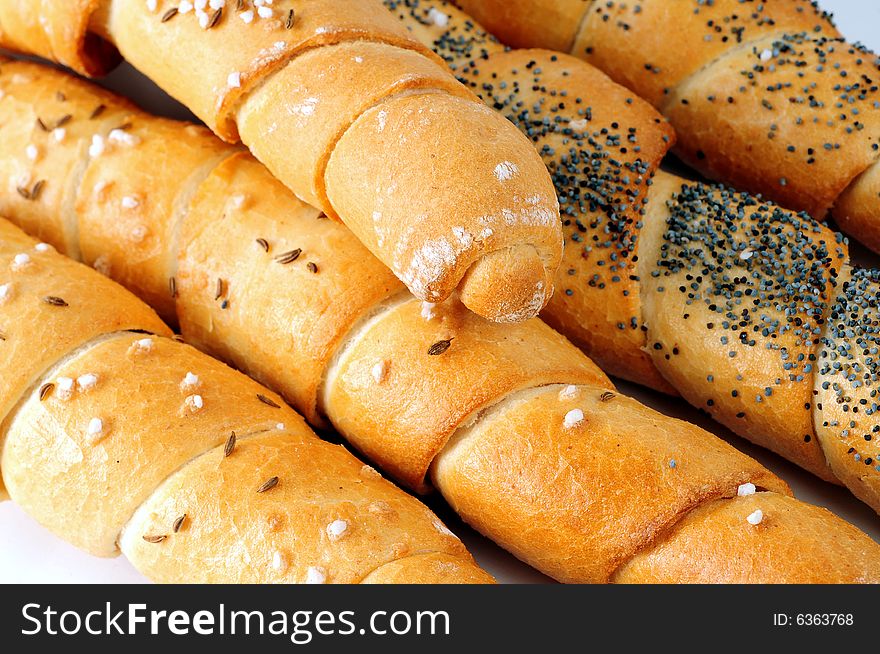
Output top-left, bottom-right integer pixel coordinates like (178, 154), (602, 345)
(1, 60), (878, 583)
(0, 0), (564, 323)
(454, 0), (880, 253)
(0, 218), (490, 584)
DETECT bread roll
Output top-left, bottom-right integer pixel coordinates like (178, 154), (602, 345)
(0, 218), (492, 584)
(452, 0), (880, 254)
(0, 0), (564, 323)
(0, 59), (877, 582)
(384, 4), (880, 508)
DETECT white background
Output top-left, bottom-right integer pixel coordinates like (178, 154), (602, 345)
(1, 0), (878, 584)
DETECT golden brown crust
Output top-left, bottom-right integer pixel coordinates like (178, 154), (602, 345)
(0, 59), (135, 258)
(0, 0), (119, 76)
(460, 48), (677, 390)
(432, 384), (789, 583)
(97, 0), (560, 320)
(97, 0), (439, 141)
(1, 60), (879, 583)
(614, 493), (880, 584)
(77, 119), (232, 322)
(814, 266), (880, 511)
(0, 220), (170, 433)
(0, 218), (489, 583)
(0, 1), (565, 324)
(573, 0), (836, 107)
(0, 219), (169, 500)
(456, 0), (588, 52)
(451, 0), (880, 254)
(122, 430), (479, 584)
(325, 91), (562, 319)
(361, 552), (496, 584)
(178, 153), (404, 424)
(384, 5), (880, 506)
(666, 33), (880, 220)
(457, 244), (555, 324)
(836, 161), (880, 254)
(4, 333), (296, 557)
(638, 173), (843, 480)
(237, 40), (472, 212)
(324, 296), (611, 490)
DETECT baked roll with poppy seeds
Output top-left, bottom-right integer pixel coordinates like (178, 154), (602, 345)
(0, 0), (564, 324)
(383, 1), (880, 509)
(0, 217), (492, 584)
(452, 0), (880, 254)
(1, 60), (879, 583)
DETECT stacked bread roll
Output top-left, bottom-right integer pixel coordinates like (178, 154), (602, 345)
(0, 0), (566, 324)
(377, 1), (880, 511)
(0, 217), (490, 583)
(453, 0), (880, 254)
(0, 58), (878, 583)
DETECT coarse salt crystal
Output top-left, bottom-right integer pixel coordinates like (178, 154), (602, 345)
(108, 129), (140, 146)
(326, 519), (348, 540)
(428, 7), (449, 26)
(89, 135), (106, 158)
(56, 377), (75, 400)
(182, 372), (200, 388)
(737, 483), (757, 497)
(563, 408), (584, 429)
(86, 417), (106, 443)
(130, 338), (154, 354)
(77, 373), (99, 391)
(184, 394), (204, 413)
(11, 253), (31, 270)
(305, 567), (326, 584)
(371, 360), (389, 384)
(562, 409), (584, 429)
(420, 301), (437, 320)
(227, 72), (242, 88)
(746, 509), (764, 525)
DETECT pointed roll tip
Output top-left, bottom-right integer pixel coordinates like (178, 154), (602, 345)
(458, 245), (555, 323)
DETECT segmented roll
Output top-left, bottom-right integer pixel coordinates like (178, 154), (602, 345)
(1, 59), (878, 583)
(382, 1), (880, 510)
(0, 0), (564, 323)
(454, 0), (880, 253)
(0, 218), (491, 584)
